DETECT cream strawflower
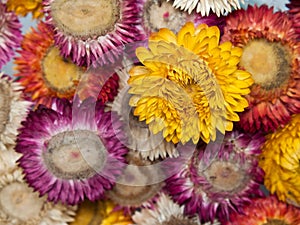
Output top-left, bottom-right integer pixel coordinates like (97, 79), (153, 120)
(0, 150), (77, 225)
(133, 193), (220, 225)
(0, 74), (31, 151)
(169, 0), (244, 16)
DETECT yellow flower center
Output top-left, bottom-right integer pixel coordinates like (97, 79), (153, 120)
(0, 84), (10, 133)
(143, 0), (186, 33)
(50, 0), (120, 38)
(42, 47), (83, 95)
(0, 182), (44, 221)
(43, 130), (107, 180)
(203, 160), (246, 192)
(240, 39), (291, 90)
(262, 219), (289, 225)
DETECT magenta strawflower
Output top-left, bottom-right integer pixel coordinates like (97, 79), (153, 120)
(16, 97), (128, 205)
(165, 131), (265, 222)
(43, 0), (145, 67)
(0, 3), (22, 69)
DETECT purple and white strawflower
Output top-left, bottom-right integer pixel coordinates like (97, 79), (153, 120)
(43, 0), (145, 67)
(16, 97), (128, 205)
(0, 3), (22, 69)
(165, 131), (265, 222)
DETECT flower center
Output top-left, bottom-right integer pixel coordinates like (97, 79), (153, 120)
(43, 130), (107, 180)
(50, 0), (120, 38)
(0, 84), (10, 133)
(165, 55), (226, 142)
(262, 219), (289, 225)
(203, 160), (245, 192)
(42, 46), (83, 95)
(240, 39), (291, 90)
(143, 0), (187, 33)
(0, 182), (44, 221)
(107, 157), (163, 206)
(161, 216), (198, 225)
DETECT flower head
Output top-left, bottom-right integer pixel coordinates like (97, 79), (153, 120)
(0, 3), (22, 69)
(224, 196), (300, 225)
(287, 0), (300, 38)
(0, 74), (31, 151)
(165, 130), (265, 221)
(0, 150), (21, 174)
(0, 150), (77, 225)
(133, 193), (221, 225)
(14, 21), (86, 108)
(43, 0), (145, 67)
(108, 58), (179, 160)
(6, 0), (44, 19)
(76, 64), (120, 104)
(141, 0), (225, 36)
(16, 97), (128, 205)
(259, 113), (300, 207)
(169, 0), (244, 16)
(243, 0), (290, 12)
(70, 200), (133, 225)
(222, 5), (300, 133)
(107, 151), (165, 213)
(128, 22), (253, 144)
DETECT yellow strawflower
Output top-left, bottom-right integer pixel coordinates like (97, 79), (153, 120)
(128, 22), (253, 144)
(6, 0), (43, 19)
(260, 114), (300, 207)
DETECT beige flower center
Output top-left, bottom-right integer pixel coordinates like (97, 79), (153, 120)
(143, 0), (187, 33)
(42, 47), (83, 95)
(0, 182), (44, 221)
(43, 130), (107, 180)
(162, 216), (198, 225)
(108, 160), (163, 206)
(203, 160), (246, 192)
(262, 219), (289, 225)
(0, 84), (10, 133)
(240, 39), (291, 90)
(50, 0), (120, 38)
